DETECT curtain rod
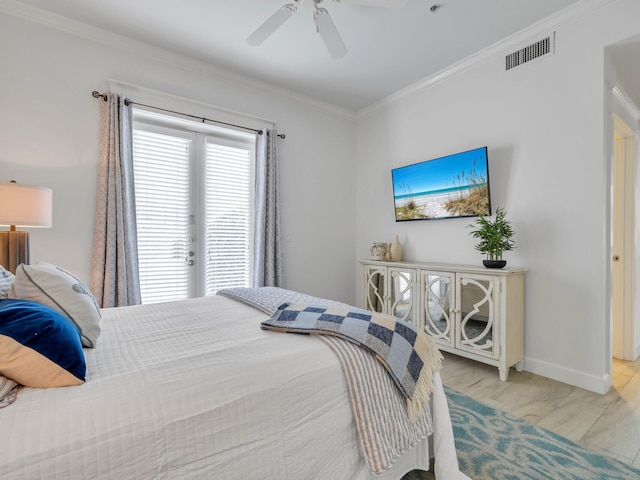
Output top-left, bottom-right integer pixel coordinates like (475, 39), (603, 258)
(91, 91), (285, 139)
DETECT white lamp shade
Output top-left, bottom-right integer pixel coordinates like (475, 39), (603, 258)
(0, 182), (53, 228)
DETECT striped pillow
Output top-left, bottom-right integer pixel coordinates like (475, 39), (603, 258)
(0, 375), (18, 407)
(0, 266), (13, 299)
(10, 263), (101, 348)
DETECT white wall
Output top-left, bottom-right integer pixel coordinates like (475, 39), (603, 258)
(355, 0), (640, 393)
(0, 9), (356, 304)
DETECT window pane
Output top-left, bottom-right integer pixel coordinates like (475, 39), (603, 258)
(133, 129), (191, 304)
(204, 142), (252, 295)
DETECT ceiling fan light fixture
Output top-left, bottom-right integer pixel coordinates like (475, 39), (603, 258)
(314, 7), (348, 59)
(246, 3), (298, 46)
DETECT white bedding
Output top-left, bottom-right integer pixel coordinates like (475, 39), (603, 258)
(0, 295), (468, 479)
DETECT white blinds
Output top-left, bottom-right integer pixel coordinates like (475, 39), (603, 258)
(132, 116), (255, 304)
(204, 142), (252, 295)
(132, 129), (192, 304)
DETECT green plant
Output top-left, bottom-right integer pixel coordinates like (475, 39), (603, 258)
(468, 207), (516, 261)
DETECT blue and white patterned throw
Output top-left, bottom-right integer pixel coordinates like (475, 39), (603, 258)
(261, 302), (442, 404)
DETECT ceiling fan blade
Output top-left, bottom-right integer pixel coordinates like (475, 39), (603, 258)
(247, 4), (297, 46)
(314, 8), (348, 59)
(332, 0), (408, 7)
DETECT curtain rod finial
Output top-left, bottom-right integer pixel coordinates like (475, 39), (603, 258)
(92, 91), (107, 101)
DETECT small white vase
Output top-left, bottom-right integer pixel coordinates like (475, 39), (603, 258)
(390, 235), (402, 262)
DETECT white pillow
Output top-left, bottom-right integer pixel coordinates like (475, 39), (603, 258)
(0, 266), (14, 299)
(10, 263), (101, 348)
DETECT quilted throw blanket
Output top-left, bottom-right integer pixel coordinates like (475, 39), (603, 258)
(218, 287), (443, 473)
(262, 301), (442, 420)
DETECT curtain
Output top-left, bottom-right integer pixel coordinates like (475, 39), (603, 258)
(91, 93), (142, 308)
(253, 129), (282, 287)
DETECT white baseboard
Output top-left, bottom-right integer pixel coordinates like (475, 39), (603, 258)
(523, 357), (611, 395)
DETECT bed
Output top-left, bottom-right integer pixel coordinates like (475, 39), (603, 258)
(0, 280), (468, 479)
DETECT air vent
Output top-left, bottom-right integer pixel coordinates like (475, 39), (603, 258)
(505, 35), (554, 71)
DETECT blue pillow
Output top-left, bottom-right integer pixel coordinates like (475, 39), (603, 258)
(0, 299), (86, 387)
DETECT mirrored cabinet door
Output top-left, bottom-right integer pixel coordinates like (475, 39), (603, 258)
(457, 275), (497, 359)
(420, 271), (454, 349)
(363, 266), (386, 313)
(389, 268), (415, 323)
(363, 265), (415, 321)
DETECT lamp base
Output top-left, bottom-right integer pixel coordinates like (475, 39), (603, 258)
(0, 230), (30, 274)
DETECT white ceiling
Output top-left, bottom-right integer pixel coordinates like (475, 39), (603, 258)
(7, 0), (596, 110)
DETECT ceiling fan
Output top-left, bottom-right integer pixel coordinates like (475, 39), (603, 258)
(246, 0), (408, 59)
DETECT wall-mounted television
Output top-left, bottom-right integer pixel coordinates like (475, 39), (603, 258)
(391, 146), (491, 222)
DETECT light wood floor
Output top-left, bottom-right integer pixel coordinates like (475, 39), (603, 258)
(439, 352), (640, 469)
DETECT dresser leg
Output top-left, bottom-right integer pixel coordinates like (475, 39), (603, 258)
(499, 367), (509, 381)
(515, 360), (524, 372)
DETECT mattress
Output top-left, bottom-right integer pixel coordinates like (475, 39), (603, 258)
(0, 294), (467, 479)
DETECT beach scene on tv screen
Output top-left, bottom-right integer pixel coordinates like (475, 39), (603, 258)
(393, 148), (490, 221)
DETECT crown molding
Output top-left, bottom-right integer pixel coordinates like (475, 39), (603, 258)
(357, 0), (618, 117)
(0, 0), (356, 121)
(611, 85), (640, 120)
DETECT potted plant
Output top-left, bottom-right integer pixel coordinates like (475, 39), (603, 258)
(468, 207), (516, 268)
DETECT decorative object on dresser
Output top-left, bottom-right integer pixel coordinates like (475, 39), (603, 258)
(0, 181), (53, 274)
(370, 242), (388, 260)
(360, 259), (525, 381)
(389, 234), (403, 261)
(468, 207), (515, 268)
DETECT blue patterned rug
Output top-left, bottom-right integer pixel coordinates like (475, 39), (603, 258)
(402, 387), (640, 480)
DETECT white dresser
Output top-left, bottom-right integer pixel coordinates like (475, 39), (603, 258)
(360, 259), (525, 380)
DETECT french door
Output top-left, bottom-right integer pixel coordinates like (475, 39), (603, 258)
(132, 117), (255, 304)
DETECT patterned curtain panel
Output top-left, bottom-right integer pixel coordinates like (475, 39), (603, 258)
(91, 93), (141, 308)
(253, 129), (282, 287)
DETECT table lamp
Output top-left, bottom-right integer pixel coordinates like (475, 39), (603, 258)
(0, 181), (53, 273)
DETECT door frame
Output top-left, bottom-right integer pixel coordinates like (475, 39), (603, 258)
(609, 85), (640, 369)
(611, 112), (637, 360)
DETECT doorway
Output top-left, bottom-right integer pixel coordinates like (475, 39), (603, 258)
(611, 113), (637, 361)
